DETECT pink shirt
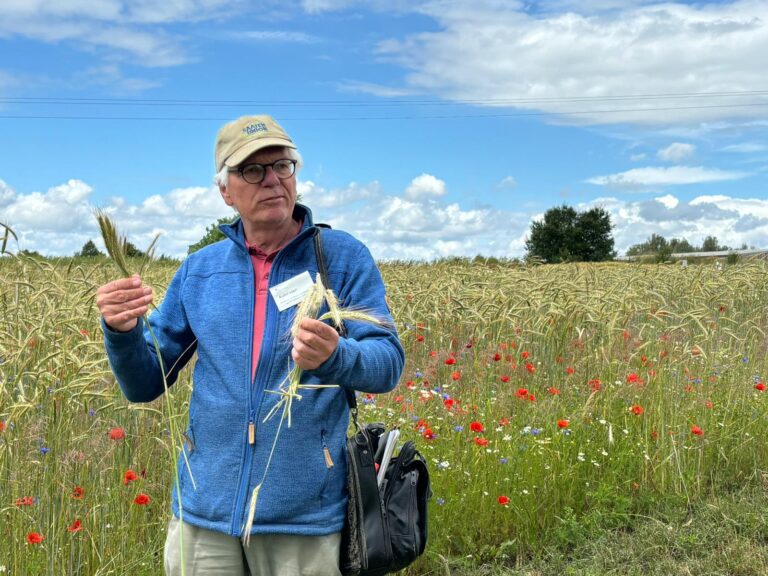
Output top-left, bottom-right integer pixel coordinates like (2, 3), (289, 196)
(246, 219), (302, 381)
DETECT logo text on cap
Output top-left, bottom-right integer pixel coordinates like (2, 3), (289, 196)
(243, 122), (268, 136)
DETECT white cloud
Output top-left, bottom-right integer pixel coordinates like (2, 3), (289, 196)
(2, 173), (765, 262)
(630, 153), (647, 162)
(657, 142), (695, 162)
(371, 1), (768, 125)
(404, 174), (446, 200)
(722, 142), (768, 153)
(496, 176), (518, 189)
(587, 166), (747, 188)
(0, 179), (234, 257)
(596, 193), (768, 254)
(238, 31), (322, 44)
(655, 194), (679, 209)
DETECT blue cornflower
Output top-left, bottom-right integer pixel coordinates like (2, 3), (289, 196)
(500, 457), (508, 464)
(454, 425), (464, 433)
(436, 498), (446, 506)
(530, 428), (542, 436)
(39, 447), (50, 455)
(743, 357), (749, 364)
(88, 409), (96, 417)
(415, 371), (423, 379)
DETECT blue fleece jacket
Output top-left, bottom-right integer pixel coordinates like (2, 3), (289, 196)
(103, 204), (404, 537)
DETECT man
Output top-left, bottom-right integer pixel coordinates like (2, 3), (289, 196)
(96, 115), (404, 575)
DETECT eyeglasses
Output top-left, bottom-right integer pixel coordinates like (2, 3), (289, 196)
(229, 159), (297, 184)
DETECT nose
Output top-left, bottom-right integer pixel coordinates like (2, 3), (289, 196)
(261, 165), (281, 186)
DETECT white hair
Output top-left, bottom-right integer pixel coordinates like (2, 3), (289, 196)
(214, 146), (303, 189)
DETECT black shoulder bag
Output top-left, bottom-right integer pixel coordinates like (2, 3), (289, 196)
(313, 227), (431, 576)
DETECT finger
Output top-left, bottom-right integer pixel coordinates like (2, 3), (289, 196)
(299, 317), (337, 336)
(96, 275), (142, 296)
(96, 286), (152, 309)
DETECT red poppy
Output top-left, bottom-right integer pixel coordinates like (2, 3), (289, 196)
(133, 493), (151, 505)
(79, 329), (89, 337)
(0, 420), (5, 433)
(498, 417), (510, 427)
(15, 496), (34, 506)
(565, 367), (575, 375)
(631, 405), (644, 415)
(444, 357), (456, 366)
(521, 351), (530, 360)
(523, 361), (536, 373)
(493, 353), (502, 362)
(557, 419), (569, 429)
(622, 330), (631, 341)
(755, 382), (766, 392)
(443, 398), (455, 410)
(588, 378), (601, 391)
(705, 401), (714, 409)
(500, 375), (510, 383)
(626, 373), (640, 384)
(66, 520), (82, 533)
(108, 427), (126, 440)
(405, 380), (415, 390)
(691, 425), (704, 436)
(415, 334), (425, 342)
(124, 470), (138, 485)
(498, 495), (510, 505)
(451, 371), (461, 381)
(547, 387), (560, 395)
(27, 532), (44, 544)
(422, 428), (435, 440)
(515, 388), (528, 398)
(474, 437), (488, 447)
(429, 351), (437, 357)
(469, 421), (484, 433)
(72, 486), (84, 499)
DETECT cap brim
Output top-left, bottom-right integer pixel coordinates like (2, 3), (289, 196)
(223, 138), (297, 168)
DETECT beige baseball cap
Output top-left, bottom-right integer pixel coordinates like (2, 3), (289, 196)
(214, 115), (296, 172)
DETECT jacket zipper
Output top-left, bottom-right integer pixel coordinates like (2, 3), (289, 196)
(229, 224), (319, 537)
(321, 430), (334, 468)
(231, 259), (258, 537)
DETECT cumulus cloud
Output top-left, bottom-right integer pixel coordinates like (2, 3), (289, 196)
(581, 193), (768, 254)
(496, 176), (518, 190)
(238, 31), (322, 44)
(0, 179), (234, 257)
(404, 174), (446, 200)
(369, 1), (768, 125)
(657, 142), (695, 162)
(586, 166), (747, 189)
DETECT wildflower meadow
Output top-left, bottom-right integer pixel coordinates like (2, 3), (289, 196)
(1, 255), (767, 574)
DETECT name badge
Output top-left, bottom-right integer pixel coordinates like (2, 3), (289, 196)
(270, 271), (315, 311)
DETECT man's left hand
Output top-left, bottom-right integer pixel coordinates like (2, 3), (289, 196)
(292, 318), (340, 370)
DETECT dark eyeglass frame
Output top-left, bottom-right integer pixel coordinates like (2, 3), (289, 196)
(228, 159), (297, 184)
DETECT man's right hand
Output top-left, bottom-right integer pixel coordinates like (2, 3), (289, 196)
(96, 275), (154, 333)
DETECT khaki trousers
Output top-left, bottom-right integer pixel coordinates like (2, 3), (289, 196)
(164, 517), (343, 576)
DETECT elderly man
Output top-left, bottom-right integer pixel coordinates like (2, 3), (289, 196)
(96, 115), (404, 575)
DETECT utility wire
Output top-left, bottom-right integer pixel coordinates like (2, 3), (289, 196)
(1, 101), (767, 121)
(0, 90), (767, 108)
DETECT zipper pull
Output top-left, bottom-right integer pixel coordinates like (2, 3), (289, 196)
(248, 410), (256, 445)
(323, 446), (334, 468)
(321, 431), (334, 468)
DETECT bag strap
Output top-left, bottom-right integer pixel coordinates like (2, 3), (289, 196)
(312, 227), (360, 429)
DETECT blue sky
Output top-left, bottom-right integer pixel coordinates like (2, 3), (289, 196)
(0, 0), (766, 260)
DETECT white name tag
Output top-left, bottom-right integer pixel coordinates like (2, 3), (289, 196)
(270, 271), (315, 311)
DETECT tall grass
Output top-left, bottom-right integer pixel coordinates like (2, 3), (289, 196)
(0, 256), (766, 573)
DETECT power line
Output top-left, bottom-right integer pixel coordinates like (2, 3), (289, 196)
(1, 101), (767, 122)
(1, 89), (767, 108)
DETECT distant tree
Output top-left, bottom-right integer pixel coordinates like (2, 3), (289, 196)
(572, 207), (616, 262)
(669, 237), (695, 253)
(525, 204), (615, 263)
(77, 239), (103, 257)
(188, 215), (238, 255)
(18, 249), (43, 258)
(701, 235), (728, 252)
(124, 241), (146, 258)
(627, 234), (669, 256)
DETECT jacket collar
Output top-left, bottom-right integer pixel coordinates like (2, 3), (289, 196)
(219, 203), (315, 253)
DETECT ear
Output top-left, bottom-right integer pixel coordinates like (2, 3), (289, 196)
(219, 184), (234, 206)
